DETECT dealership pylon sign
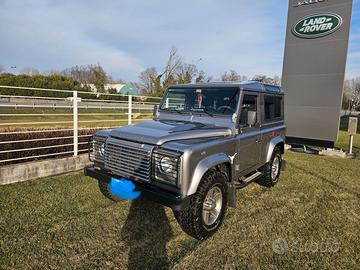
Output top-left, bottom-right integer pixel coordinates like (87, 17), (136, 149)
(282, 0), (353, 147)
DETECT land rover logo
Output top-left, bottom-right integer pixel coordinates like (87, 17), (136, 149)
(292, 13), (342, 39)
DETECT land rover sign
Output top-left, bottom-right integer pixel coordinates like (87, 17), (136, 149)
(292, 13), (343, 38)
(282, 0), (353, 148)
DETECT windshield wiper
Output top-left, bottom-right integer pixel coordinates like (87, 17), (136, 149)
(161, 108), (186, 115)
(191, 108), (214, 117)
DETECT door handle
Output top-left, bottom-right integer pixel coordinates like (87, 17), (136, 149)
(256, 139), (261, 143)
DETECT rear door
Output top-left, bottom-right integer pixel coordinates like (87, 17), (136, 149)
(237, 92), (262, 172)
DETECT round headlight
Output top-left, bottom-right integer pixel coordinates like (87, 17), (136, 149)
(159, 156), (173, 174)
(99, 143), (105, 156)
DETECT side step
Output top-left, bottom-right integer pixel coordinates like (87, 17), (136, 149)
(227, 171), (263, 208)
(235, 171), (262, 189)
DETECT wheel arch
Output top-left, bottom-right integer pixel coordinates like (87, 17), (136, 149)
(265, 136), (284, 163)
(186, 153), (231, 196)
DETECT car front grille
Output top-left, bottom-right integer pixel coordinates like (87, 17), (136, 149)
(104, 138), (153, 182)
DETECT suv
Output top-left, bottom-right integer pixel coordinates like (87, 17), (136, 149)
(85, 81), (286, 240)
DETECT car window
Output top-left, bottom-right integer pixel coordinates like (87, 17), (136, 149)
(264, 95), (282, 121)
(160, 88), (240, 116)
(240, 94), (257, 126)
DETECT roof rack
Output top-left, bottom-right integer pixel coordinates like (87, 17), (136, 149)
(169, 81), (284, 94)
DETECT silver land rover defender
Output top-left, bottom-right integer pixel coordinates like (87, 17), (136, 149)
(85, 81), (286, 240)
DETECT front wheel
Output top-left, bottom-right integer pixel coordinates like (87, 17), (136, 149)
(173, 170), (228, 240)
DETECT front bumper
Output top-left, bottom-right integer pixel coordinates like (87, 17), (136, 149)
(84, 165), (189, 211)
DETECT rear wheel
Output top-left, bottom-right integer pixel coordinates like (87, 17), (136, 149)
(98, 181), (122, 202)
(173, 169), (228, 240)
(258, 147), (282, 188)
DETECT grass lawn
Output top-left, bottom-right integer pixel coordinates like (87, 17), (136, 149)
(1, 136), (359, 269)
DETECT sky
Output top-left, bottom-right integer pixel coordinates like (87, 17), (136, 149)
(0, 0), (359, 82)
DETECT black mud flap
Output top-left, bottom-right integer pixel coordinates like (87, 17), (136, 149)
(227, 184), (236, 208)
(281, 160), (287, 171)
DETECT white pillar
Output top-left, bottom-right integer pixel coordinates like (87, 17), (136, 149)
(128, 95), (132, 125)
(73, 91), (78, 156)
(349, 135), (354, 155)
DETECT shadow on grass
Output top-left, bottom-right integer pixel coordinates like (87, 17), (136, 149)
(120, 198), (172, 270)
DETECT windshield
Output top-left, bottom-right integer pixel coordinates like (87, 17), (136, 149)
(159, 87), (240, 116)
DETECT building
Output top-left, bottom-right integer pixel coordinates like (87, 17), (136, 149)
(118, 84), (139, 96)
(84, 83), (140, 96)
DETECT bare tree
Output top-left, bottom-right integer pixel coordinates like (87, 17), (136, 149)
(161, 47), (183, 81)
(62, 64), (110, 92)
(20, 67), (40, 76)
(221, 70), (241, 81)
(342, 78), (360, 111)
(138, 47), (209, 96)
(176, 64), (198, 84)
(273, 75), (281, 86)
(351, 81), (360, 111)
(240, 75), (248, 82)
(139, 67), (158, 94)
(195, 70), (212, 83)
(45, 70), (62, 76)
(253, 75), (281, 86)
(152, 47), (184, 95)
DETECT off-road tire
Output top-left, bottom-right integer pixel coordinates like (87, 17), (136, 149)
(258, 147), (282, 188)
(173, 169), (228, 240)
(98, 180), (122, 202)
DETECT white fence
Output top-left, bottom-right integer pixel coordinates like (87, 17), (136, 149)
(0, 85), (161, 165)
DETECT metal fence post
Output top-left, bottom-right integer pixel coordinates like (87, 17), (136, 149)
(128, 95), (132, 125)
(73, 91), (78, 156)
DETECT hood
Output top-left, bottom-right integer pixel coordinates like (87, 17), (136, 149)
(109, 120), (232, 145)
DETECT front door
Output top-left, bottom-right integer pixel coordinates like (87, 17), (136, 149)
(237, 92), (261, 172)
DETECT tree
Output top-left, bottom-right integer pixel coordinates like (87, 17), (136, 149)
(0, 73), (92, 98)
(176, 64), (198, 84)
(138, 47), (208, 96)
(139, 67), (158, 94)
(273, 75), (281, 86)
(92, 65), (108, 92)
(195, 70), (212, 83)
(221, 70), (242, 81)
(342, 77), (360, 112)
(62, 64), (109, 92)
(252, 75), (281, 86)
(20, 67), (40, 76)
(155, 47), (184, 95)
(140, 47), (182, 96)
(161, 47), (183, 83)
(351, 80), (360, 111)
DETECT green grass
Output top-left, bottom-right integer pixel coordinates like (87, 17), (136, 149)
(1, 140), (359, 269)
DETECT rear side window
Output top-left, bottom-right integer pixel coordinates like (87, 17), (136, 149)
(264, 95), (282, 120)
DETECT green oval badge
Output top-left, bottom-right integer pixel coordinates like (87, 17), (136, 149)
(292, 13), (343, 39)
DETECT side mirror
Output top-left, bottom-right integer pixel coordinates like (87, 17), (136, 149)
(153, 105), (158, 118)
(247, 111), (257, 126)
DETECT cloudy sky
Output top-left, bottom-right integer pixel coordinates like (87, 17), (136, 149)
(0, 0), (359, 81)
